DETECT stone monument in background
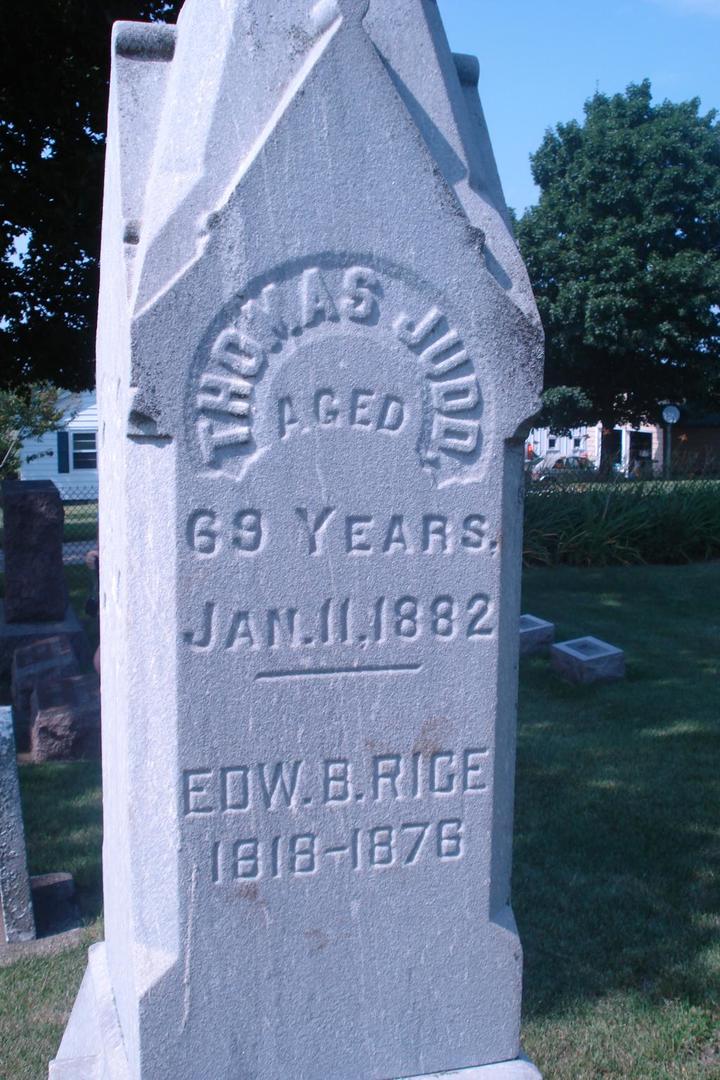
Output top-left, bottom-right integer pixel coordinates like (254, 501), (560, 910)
(0, 480), (87, 680)
(0, 706), (36, 944)
(51, 1), (544, 1076)
(2, 481), (66, 624)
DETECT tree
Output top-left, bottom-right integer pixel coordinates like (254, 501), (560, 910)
(0, 383), (63, 480)
(0, 0), (182, 391)
(516, 81), (720, 470)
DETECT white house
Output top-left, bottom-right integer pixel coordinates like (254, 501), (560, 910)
(20, 390), (98, 500)
(527, 421), (663, 475)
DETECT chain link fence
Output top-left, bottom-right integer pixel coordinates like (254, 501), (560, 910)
(61, 488), (99, 565)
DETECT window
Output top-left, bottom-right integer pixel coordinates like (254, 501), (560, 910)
(573, 437), (582, 450)
(72, 432), (97, 470)
(548, 437), (557, 449)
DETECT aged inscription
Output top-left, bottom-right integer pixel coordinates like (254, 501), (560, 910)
(187, 260), (485, 480)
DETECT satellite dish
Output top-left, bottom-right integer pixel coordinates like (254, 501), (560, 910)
(662, 405), (680, 425)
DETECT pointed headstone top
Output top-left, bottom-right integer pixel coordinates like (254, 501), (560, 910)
(337, 0), (370, 22)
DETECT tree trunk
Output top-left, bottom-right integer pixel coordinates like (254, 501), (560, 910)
(598, 423), (617, 479)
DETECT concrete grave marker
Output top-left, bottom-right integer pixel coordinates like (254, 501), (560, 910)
(52, 2), (544, 1077)
(551, 636), (625, 685)
(519, 615), (555, 657)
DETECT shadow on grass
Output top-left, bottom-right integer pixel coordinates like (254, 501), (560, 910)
(516, 563), (720, 1022)
(19, 762), (103, 923)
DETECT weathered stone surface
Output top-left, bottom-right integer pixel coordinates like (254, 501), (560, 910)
(551, 636), (625, 685)
(0, 707), (36, 944)
(1, 480), (66, 624)
(55, 1), (544, 1077)
(51, 940), (541, 1080)
(30, 675), (101, 762)
(519, 615), (555, 657)
(0, 603), (89, 679)
(11, 636), (81, 751)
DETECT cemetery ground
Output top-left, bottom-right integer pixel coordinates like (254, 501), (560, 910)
(0, 563), (718, 1079)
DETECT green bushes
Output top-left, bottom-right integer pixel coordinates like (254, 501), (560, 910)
(523, 480), (720, 566)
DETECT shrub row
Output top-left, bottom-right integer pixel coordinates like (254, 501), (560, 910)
(523, 479), (720, 566)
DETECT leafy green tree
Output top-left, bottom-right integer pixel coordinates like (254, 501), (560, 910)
(0, 383), (63, 479)
(0, 1), (181, 391)
(516, 81), (720, 470)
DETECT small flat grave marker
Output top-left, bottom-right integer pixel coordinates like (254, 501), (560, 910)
(551, 636), (625, 685)
(519, 615), (555, 656)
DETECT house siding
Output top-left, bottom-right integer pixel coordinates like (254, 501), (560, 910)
(20, 391), (99, 500)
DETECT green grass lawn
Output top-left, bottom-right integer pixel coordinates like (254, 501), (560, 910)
(1, 563), (718, 1079)
(61, 502), (98, 544)
(517, 563), (720, 1078)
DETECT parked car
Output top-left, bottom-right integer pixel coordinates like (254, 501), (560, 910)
(534, 456), (598, 482)
(552, 456), (596, 473)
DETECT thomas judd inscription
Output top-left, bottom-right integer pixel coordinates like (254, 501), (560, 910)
(188, 261), (484, 480)
(51, 2), (543, 1079)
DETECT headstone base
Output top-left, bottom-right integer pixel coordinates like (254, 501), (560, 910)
(52, 946), (541, 1080)
(402, 1059), (541, 1078)
(49, 943), (129, 1080)
(0, 603), (89, 678)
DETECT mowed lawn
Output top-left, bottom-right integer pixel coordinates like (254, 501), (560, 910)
(518, 563), (720, 1078)
(1, 564), (718, 1079)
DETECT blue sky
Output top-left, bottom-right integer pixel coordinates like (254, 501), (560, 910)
(437, 0), (720, 214)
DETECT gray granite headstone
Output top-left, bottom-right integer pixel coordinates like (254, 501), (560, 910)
(30, 673), (101, 763)
(11, 635), (81, 751)
(52, 2), (544, 1077)
(0, 706), (36, 944)
(1, 481), (66, 623)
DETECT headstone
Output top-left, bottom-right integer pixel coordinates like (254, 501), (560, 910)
(0, 481), (90, 677)
(11, 636), (81, 751)
(551, 636), (625, 685)
(0, 707), (36, 944)
(1, 481), (66, 623)
(0, 606), (89, 679)
(52, 3), (544, 1078)
(519, 615), (555, 657)
(30, 673), (101, 762)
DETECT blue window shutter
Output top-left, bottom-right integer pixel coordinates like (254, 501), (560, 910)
(57, 431), (70, 474)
